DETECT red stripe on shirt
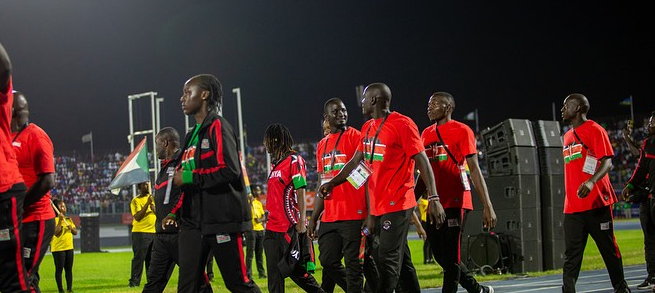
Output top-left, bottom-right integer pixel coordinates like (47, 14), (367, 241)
(210, 120), (225, 167)
(200, 150), (215, 161)
(154, 180), (167, 190)
(169, 191), (185, 215)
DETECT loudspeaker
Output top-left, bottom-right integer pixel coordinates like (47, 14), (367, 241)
(486, 147), (540, 176)
(540, 175), (565, 208)
(543, 238), (566, 271)
(532, 120), (563, 148)
(542, 206), (565, 240)
(466, 232), (516, 274)
(493, 208), (542, 242)
(512, 240), (543, 273)
(481, 119), (536, 153)
(80, 213), (100, 253)
(538, 148), (564, 175)
(486, 175), (540, 210)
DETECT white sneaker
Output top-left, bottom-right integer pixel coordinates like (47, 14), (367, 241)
(481, 286), (494, 293)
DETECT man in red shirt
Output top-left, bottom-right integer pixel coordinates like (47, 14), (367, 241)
(320, 83), (445, 293)
(309, 98), (368, 293)
(0, 40), (30, 293)
(560, 93), (629, 293)
(418, 92), (496, 293)
(11, 91), (56, 293)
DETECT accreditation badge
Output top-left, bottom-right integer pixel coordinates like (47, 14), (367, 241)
(347, 161), (372, 190)
(459, 165), (471, 191)
(582, 155), (598, 175)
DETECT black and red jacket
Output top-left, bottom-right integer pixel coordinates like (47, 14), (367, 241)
(154, 149), (182, 234)
(171, 112), (252, 234)
(628, 135), (655, 197)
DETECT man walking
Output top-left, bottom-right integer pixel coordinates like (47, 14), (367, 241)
(560, 93), (630, 293)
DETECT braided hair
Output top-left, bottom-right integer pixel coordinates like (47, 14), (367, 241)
(264, 123), (294, 163)
(192, 74), (223, 114)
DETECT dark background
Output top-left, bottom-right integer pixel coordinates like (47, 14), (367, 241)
(1, 1), (653, 154)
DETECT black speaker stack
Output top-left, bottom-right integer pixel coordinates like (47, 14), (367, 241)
(533, 120), (566, 270)
(79, 212), (101, 252)
(463, 119), (565, 274)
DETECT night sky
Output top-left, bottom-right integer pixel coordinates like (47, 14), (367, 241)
(0, 1), (653, 154)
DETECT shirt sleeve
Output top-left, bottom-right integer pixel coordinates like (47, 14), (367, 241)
(291, 155), (307, 190)
(316, 139), (324, 173)
(32, 130), (55, 175)
(461, 125), (477, 158)
(590, 123), (615, 158)
(130, 198), (139, 216)
(400, 117), (424, 157)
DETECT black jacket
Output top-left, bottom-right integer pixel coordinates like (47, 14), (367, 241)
(154, 149), (182, 234)
(174, 112), (252, 234)
(628, 135), (655, 200)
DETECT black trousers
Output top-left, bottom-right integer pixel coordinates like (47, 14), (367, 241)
(0, 183), (28, 293)
(245, 230), (266, 278)
(562, 206), (628, 293)
(264, 230), (323, 293)
(322, 235), (378, 293)
(421, 221), (434, 263)
(178, 228), (261, 293)
(640, 198), (655, 281)
(317, 220), (364, 293)
(130, 232), (154, 286)
(369, 208), (412, 293)
(425, 208), (482, 293)
(142, 233), (178, 293)
(22, 218), (55, 293)
(52, 249), (73, 292)
(396, 242), (420, 293)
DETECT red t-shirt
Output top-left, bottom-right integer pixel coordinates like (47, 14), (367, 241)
(266, 154), (307, 233)
(421, 120), (475, 210)
(357, 112), (422, 216)
(12, 123), (56, 221)
(562, 120), (616, 214)
(0, 77), (24, 193)
(316, 127), (366, 222)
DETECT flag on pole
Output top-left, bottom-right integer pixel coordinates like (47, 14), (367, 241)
(620, 96), (633, 106)
(239, 152), (252, 195)
(82, 132), (92, 143)
(463, 111), (475, 121)
(108, 137), (149, 192)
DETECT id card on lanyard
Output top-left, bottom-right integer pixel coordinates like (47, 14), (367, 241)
(348, 115), (389, 189)
(573, 129), (596, 175)
(435, 125), (470, 191)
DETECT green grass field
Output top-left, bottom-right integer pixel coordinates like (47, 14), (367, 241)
(35, 227), (645, 293)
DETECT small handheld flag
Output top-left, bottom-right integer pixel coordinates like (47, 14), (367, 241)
(108, 137), (150, 193)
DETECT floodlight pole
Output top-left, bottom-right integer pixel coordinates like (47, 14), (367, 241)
(233, 88), (246, 158)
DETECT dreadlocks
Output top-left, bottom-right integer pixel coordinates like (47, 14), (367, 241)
(264, 123), (294, 163)
(192, 74), (223, 114)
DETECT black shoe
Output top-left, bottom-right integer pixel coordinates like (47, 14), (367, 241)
(259, 274), (267, 279)
(638, 279), (654, 290)
(128, 283), (139, 288)
(207, 273), (214, 281)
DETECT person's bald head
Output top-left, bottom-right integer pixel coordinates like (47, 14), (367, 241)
(365, 83), (392, 102)
(11, 90), (29, 131)
(361, 83), (392, 116)
(565, 93), (590, 114)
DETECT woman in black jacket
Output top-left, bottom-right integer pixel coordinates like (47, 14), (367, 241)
(171, 74), (261, 293)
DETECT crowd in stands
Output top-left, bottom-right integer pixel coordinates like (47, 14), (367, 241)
(51, 116), (649, 218)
